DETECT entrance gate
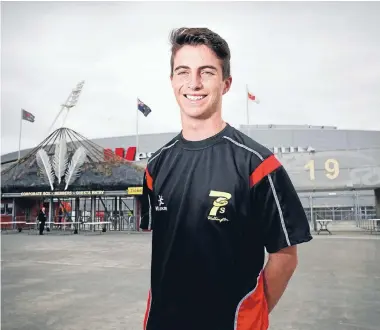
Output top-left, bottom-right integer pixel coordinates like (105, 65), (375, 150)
(298, 190), (376, 231)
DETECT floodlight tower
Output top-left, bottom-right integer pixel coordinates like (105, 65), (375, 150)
(48, 80), (85, 133)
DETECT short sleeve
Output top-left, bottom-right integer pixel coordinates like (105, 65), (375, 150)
(250, 155), (313, 253)
(139, 168), (153, 230)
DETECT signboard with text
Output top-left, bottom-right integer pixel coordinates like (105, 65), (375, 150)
(127, 187), (143, 195)
(20, 190), (105, 197)
(105, 145), (316, 162)
(278, 149), (380, 191)
(4, 188), (144, 198)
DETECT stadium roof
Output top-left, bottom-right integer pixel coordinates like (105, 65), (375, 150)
(1, 127), (144, 194)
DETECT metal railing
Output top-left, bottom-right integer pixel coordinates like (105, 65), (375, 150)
(356, 218), (380, 234)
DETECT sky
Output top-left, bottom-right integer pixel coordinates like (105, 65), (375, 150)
(1, 1), (380, 155)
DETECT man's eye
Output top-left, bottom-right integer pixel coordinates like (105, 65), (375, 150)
(177, 71), (188, 75)
(202, 71), (214, 75)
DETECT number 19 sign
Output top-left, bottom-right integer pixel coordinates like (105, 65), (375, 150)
(304, 158), (340, 181)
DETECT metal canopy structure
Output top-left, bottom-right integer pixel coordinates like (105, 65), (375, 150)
(1, 127), (145, 197)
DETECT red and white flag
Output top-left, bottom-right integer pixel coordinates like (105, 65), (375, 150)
(247, 91), (260, 104)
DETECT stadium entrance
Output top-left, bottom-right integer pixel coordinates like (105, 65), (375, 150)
(1, 128), (146, 234)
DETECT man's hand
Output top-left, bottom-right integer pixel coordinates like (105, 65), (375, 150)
(263, 245), (298, 314)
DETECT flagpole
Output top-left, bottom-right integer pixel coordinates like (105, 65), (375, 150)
(136, 98), (139, 154)
(18, 109), (23, 161)
(246, 84), (249, 126)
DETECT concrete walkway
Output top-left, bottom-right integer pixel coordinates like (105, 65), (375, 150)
(1, 231), (380, 330)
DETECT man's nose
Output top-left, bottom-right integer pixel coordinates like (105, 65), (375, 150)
(187, 73), (203, 90)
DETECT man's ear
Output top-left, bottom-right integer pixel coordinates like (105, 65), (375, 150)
(222, 76), (232, 95)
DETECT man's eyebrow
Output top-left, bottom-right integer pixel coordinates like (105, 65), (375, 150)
(174, 65), (190, 71)
(199, 65), (218, 71)
(174, 65), (218, 72)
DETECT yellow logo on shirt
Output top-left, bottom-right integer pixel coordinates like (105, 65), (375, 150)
(208, 190), (231, 222)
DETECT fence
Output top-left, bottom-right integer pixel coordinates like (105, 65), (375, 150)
(298, 190), (377, 231)
(51, 196), (140, 232)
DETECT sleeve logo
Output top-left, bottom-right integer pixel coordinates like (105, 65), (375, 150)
(208, 190), (231, 222)
(155, 195), (167, 211)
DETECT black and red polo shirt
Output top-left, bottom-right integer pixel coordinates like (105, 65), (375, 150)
(140, 123), (312, 330)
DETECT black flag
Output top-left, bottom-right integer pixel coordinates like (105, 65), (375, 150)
(22, 109), (35, 123)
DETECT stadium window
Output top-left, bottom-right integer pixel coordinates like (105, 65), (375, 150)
(1, 203), (5, 215)
(324, 210), (333, 220)
(334, 211), (340, 221)
(366, 206), (376, 219)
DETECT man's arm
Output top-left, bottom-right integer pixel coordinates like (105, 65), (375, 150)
(250, 155), (312, 312)
(263, 245), (298, 313)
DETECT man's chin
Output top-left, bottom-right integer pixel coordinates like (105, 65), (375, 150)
(180, 107), (214, 120)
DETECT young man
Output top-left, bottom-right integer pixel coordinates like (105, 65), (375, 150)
(140, 27), (312, 330)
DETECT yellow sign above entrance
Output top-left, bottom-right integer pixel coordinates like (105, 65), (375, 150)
(127, 187), (143, 195)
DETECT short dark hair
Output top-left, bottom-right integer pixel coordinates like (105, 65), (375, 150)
(169, 27), (231, 79)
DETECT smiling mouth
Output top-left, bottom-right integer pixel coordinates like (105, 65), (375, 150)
(184, 95), (207, 101)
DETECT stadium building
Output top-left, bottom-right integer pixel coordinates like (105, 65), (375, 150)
(1, 123), (380, 232)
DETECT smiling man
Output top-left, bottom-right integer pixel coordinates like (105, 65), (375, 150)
(140, 27), (313, 330)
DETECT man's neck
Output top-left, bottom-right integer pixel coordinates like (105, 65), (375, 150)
(181, 113), (226, 141)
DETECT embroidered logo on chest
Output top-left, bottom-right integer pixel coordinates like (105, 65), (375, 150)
(208, 190), (232, 222)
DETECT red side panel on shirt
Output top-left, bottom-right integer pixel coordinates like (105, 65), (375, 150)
(234, 272), (269, 330)
(143, 289), (151, 330)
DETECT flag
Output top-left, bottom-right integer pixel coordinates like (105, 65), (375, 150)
(137, 99), (152, 117)
(248, 91), (260, 104)
(21, 109), (35, 122)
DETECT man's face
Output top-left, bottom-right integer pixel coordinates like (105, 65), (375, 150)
(171, 45), (232, 119)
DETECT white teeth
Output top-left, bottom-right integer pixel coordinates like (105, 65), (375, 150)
(186, 95), (205, 101)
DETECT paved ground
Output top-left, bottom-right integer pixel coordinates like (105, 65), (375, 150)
(1, 230), (380, 330)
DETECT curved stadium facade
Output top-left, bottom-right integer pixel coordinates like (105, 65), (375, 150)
(2, 124), (380, 224)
